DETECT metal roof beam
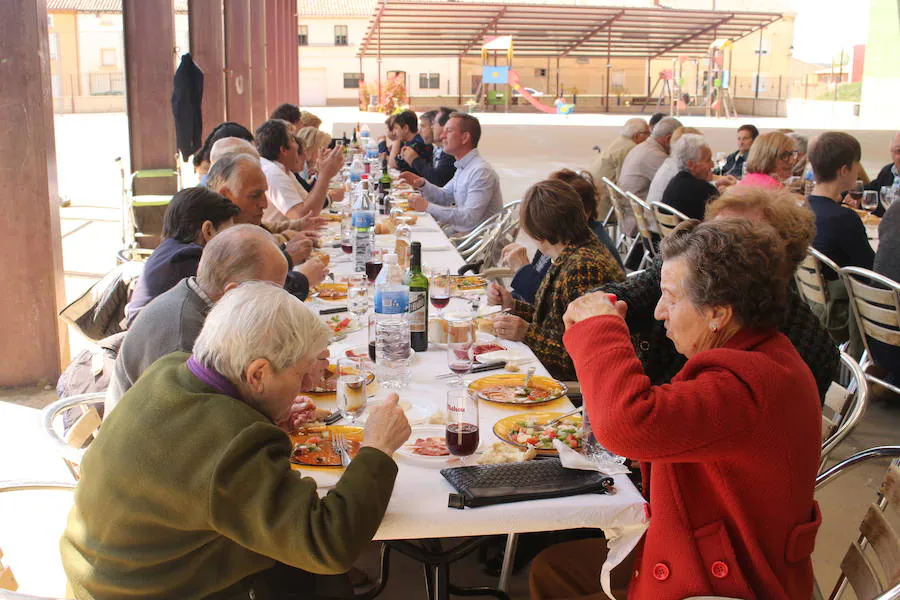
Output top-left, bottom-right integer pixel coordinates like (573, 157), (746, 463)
(557, 10), (624, 59)
(358, 0), (387, 57)
(459, 7), (508, 56)
(651, 14), (734, 58)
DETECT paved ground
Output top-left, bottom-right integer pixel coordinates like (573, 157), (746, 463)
(1, 110), (898, 598)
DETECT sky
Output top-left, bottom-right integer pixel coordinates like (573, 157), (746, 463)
(789, 0), (872, 64)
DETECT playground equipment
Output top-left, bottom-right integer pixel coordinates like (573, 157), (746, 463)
(705, 39), (737, 118)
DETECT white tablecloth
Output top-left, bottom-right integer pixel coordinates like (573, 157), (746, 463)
(303, 212), (648, 594)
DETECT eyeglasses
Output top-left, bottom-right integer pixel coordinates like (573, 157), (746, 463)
(780, 150), (800, 159)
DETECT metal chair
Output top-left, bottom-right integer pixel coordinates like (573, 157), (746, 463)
(795, 248), (841, 320)
(820, 352), (869, 473)
(120, 166), (181, 250)
(600, 177), (637, 260)
(40, 393), (105, 480)
(624, 192), (658, 271)
(840, 267), (900, 397)
(649, 200), (690, 238)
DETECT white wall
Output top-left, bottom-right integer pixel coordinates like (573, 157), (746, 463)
(75, 12), (189, 74)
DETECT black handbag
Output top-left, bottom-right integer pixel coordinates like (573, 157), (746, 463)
(441, 458), (615, 509)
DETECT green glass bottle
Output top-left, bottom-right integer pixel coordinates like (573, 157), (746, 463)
(378, 157), (392, 215)
(405, 241), (429, 352)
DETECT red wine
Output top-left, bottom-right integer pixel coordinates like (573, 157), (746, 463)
(849, 191), (863, 201)
(446, 423), (479, 456)
(365, 261), (383, 282)
(341, 243), (353, 254)
(368, 341), (376, 361)
(431, 296), (450, 309)
(449, 360), (471, 375)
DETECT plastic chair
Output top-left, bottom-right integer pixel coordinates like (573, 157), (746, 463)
(820, 352), (869, 473)
(120, 166), (181, 250)
(649, 200), (690, 238)
(840, 267), (900, 397)
(624, 192), (658, 270)
(40, 393), (105, 480)
(600, 177), (638, 260)
(795, 248), (841, 319)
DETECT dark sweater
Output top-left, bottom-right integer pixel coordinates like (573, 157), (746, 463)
(125, 238), (202, 326)
(395, 134), (433, 173)
(411, 147), (456, 187)
(599, 256), (840, 402)
(660, 171), (719, 220)
(807, 194), (875, 279)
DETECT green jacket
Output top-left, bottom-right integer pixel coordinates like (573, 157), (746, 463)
(61, 352), (398, 599)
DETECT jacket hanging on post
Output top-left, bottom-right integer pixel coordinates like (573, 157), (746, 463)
(172, 53), (204, 161)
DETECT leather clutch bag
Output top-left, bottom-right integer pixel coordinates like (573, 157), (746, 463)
(441, 457), (615, 509)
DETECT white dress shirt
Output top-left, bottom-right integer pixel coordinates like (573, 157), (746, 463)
(260, 157), (307, 221)
(420, 149), (503, 234)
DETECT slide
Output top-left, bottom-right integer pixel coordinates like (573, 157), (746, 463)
(508, 70), (573, 114)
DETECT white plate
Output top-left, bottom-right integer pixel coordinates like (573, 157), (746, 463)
(475, 349), (524, 364)
(395, 426), (456, 467)
(323, 316), (362, 335)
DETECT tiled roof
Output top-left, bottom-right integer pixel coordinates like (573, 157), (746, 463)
(48, 0), (188, 12)
(300, 0), (377, 17)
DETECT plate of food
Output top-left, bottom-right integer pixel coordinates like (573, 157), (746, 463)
(290, 425), (364, 467)
(303, 363), (375, 394)
(454, 275), (488, 292)
(492, 412), (583, 455)
(473, 342), (507, 363)
(395, 425), (475, 466)
(312, 282), (349, 302)
(324, 315), (361, 336)
(468, 373), (567, 405)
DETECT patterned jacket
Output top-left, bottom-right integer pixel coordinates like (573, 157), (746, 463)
(600, 256), (840, 401)
(513, 238), (625, 380)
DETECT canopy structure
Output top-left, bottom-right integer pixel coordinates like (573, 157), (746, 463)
(358, 0), (783, 59)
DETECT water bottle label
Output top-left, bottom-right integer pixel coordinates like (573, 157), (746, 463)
(408, 291), (426, 332)
(375, 290), (409, 314)
(352, 212), (375, 229)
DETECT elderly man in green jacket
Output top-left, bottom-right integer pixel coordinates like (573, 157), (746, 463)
(61, 282), (411, 599)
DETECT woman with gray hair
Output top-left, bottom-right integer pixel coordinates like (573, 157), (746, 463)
(659, 133), (722, 219)
(63, 282), (411, 600)
(531, 219), (821, 600)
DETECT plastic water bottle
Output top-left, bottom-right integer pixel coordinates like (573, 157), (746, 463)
(374, 254), (411, 389)
(349, 155), (364, 184)
(351, 188), (375, 273)
(360, 123), (370, 139)
(366, 138), (379, 160)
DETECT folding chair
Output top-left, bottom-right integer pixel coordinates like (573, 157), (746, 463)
(40, 393), (105, 480)
(820, 352), (869, 473)
(649, 200), (690, 238)
(624, 192), (658, 271)
(600, 177), (638, 261)
(841, 267), (900, 397)
(795, 248), (841, 319)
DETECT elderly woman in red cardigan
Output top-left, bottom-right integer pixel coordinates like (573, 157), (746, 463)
(530, 219), (822, 600)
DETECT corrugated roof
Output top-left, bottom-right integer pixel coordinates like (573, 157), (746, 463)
(300, 0), (377, 17)
(47, 0), (188, 13)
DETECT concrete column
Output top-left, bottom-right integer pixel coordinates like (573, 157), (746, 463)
(224, 0), (252, 127)
(0, 0), (69, 385)
(189, 0), (226, 142)
(265, 0), (281, 112)
(123, 0), (177, 194)
(287, 0), (299, 104)
(249, 0), (267, 128)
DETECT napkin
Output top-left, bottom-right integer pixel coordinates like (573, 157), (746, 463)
(553, 439), (630, 476)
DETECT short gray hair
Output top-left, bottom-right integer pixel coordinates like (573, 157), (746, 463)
(652, 116), (683, 140)
(193, 281), (332, 383)
(622, 118), (649, 138)
(672, 134), (710, 172)
(196, 224), (285, 297)
(206, 152), (261, 193)
(788, 132), (808, 154)
(210, 137), (259, 164)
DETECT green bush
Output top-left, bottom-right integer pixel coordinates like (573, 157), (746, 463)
(817, 82), (861, 102)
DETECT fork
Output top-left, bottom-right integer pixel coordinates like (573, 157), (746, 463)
(333, 433), (351, 467)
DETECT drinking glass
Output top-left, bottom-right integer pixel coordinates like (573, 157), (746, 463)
(348, 274), (369, 328)
(365, 247), (384, 284)
(445, 317), (475, 387)
(446, 388), (479, 456)
(881, 186), (894, 209)
(431, 268), (451, 316)
(340, 216), (353, 258)
(848, 180), (864, 205)
(861, 190), (880, 213)
(336, 357), (367, 422)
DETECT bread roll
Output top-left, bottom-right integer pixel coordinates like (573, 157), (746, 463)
(428, 317), (449, 344)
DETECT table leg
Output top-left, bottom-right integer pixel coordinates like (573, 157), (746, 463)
(433, 563), (449, 600)
(498, 533), (518, 592)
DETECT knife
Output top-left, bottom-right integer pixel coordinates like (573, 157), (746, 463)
(436, 361), (505, 379)
(319, 306), (348, 315)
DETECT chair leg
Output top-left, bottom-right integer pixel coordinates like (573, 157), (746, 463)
(498, 533), (518, 592)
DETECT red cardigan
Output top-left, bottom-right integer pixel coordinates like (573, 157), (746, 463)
(564, 316), (822, 600)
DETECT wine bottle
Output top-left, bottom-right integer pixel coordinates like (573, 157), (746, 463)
(378, 157), (392, 215)
(405, 242), (429, 352)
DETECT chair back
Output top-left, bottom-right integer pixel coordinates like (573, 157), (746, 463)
(821, 352), (869, 472)
(600, 177), (638, 259)
(840, 267), (900, 397)
(650, 200), (690, 238)
(816, 448), (900, 600)
(625, 192), (658, 270)
(795, 248), (840, 315)
(40, 393), (106, 480)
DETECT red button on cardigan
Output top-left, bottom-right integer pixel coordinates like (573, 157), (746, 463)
(711, 561), (729, 579)
(653, 563), (670, 581)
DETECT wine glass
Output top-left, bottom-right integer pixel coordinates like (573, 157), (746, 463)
(340, 216), (353, 259)
(861, 190), (879, 213)
(881, 186), (894, 209)
(365, 247), (383, 284)
(446, 388), (479, 456)
(847, 180), (864, 206)
(336, 357), (368, 423)
(445, 317), (475, 387)
(347, 274), (369, 328)
(431, 268), (451, 316)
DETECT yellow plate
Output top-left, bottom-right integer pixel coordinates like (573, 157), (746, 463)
(312, 282), (349, 301)
(493, 412), (583, 455)
(290, 425), (364, 467)
(468, 373), (567, 405)
(454, 275), (487, 291)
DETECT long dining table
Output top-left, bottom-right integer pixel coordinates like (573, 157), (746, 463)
(299, 211), (648, 599)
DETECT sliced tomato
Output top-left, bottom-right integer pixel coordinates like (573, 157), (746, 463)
(333, 318), (352, 332)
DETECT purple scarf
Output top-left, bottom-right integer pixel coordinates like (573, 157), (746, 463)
(186, 355), (242, 401)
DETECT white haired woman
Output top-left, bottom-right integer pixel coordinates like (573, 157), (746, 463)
(62, 282), (411, 600)
(659, 134), (727, 220)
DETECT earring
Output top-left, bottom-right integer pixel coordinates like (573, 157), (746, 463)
(710, 322), (718, 332)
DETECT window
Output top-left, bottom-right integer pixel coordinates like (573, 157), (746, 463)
(49, 33), (59, 60)
(535, 68), (547, 77)
(343, 72), (362, 89)
(334, 25), (348, 46)
(101, 48), (117, 67)
(298, 25), (308, 46)
(419, 73), (439, 89)
(47, 14), (54, 29)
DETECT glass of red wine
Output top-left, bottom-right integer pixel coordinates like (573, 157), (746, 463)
(445, 317), (475, 387)
(340, 217), (353, 257)
(365, 247), (383, 284)
(446, 388), (479, 456)
(431, 268), (451, 316)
